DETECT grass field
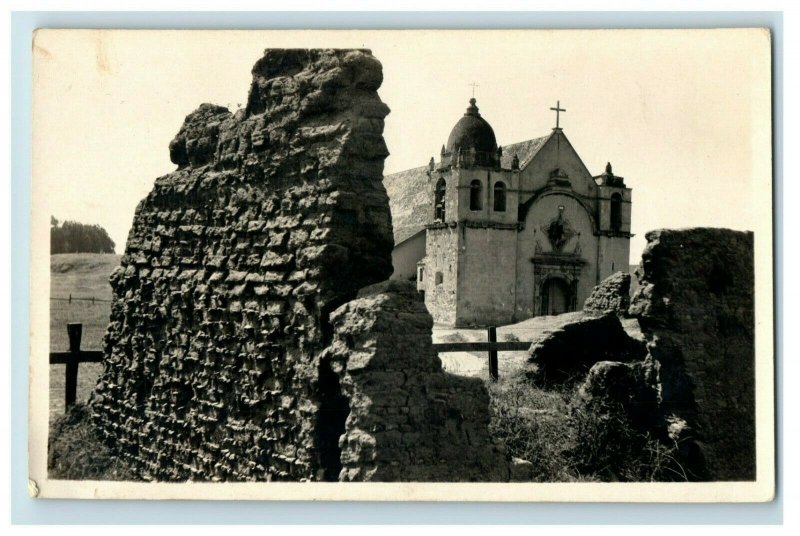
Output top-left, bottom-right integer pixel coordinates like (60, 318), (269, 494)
(49, 253), (120, 422)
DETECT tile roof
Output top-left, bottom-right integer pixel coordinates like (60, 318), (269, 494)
(500, 134), (551, 169)
(383, 165), (433, 245)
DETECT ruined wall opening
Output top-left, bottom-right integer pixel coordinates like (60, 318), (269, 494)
(315, 356), (350, 481)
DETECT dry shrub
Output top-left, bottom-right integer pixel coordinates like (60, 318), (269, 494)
(567, 400), (688, 482)
(488, 376), (579, 482)
(488, 374), (688, 482)
(48, 404), (135, 481)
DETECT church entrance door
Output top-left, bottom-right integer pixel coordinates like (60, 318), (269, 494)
(541, 277), (571, 315)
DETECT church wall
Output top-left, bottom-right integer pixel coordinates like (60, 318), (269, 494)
(515, 193), (599, 319)
(597, 236), (632, 282)
(424, 226), (461, 325)
(390, 231), (426, 282)
(518, 134), (598, 202)
(414, 129), (632, 327)
(456, 168), (518, 225)
(455, 226), (518, 327)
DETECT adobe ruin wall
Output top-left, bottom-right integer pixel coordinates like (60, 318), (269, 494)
(527, 229), (756, 480)
(629, 228), (756, 480)
(89, 48), (508, 482)
(325, 280), (508, 481)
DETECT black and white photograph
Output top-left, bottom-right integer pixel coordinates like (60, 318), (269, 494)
(27, 28), (774, 501)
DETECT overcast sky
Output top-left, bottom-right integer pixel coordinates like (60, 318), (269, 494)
(33, 29), (771, 263)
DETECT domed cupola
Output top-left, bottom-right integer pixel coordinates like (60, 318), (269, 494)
(442, 98), (500, 169)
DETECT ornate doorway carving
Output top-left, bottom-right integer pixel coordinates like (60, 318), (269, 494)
(532, 256), (584, 316)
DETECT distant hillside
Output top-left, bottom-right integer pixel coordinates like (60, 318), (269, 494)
(50, 253), (121, 300)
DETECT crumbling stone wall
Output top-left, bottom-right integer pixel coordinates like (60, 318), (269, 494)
(583, 271), (631, 316)
(324, 280), (508, 481)
(527, 229), (755, 481)
(527, 312), (647, 385)
(574, 360), (660, 433)
(629, 228), (756, 480)
(90, 49), (394, 481)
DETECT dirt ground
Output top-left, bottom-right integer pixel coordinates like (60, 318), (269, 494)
(433, 312), (587, 379)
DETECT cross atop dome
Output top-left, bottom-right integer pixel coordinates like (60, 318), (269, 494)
(439, 97), (499, 169)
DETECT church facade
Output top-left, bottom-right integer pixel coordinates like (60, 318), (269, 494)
(384, 98), (632, 327)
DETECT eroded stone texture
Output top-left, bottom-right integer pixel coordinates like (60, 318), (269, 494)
(574, 360), (660, 433)
(583, 271), (631, 316)
(629, 228), (756, 480)
(325, 280), (509, 481)
(520, 228), (755, 481)
(90, 49), (393, 481)
(526, 313), (647, 385)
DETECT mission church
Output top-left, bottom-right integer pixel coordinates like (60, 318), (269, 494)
(384, 97), (633, 327)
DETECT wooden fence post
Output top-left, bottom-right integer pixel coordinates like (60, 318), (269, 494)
(65, 323), (82, 408)
(488, 326), (499, 381)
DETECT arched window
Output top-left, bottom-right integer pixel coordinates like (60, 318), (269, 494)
(610, 193), (622, 232)
(435, 178), (446, 221)
(469, 180), (483, 210)
(493, 181), (507, 212)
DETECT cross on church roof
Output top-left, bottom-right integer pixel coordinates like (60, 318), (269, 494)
(469, 82), (480, 98)
(550, 100), (566, 131)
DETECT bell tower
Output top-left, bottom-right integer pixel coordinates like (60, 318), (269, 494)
(594, 162), (633, 279)
(421, 97), (519, 326)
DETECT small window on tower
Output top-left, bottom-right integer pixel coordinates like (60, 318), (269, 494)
(469, 180), (483, 210)
(435, 178), (446, 221)
(435, 272), (444, 286)
(494, 181), (507, 212)
(610, 193), (622, 232)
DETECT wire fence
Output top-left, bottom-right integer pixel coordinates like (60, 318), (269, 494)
(51, 295), (113, 304)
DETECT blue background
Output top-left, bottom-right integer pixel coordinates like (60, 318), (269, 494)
(9, 10), (784, 524)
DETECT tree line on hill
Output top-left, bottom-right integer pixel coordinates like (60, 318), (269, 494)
(51, 216), (116, 254)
